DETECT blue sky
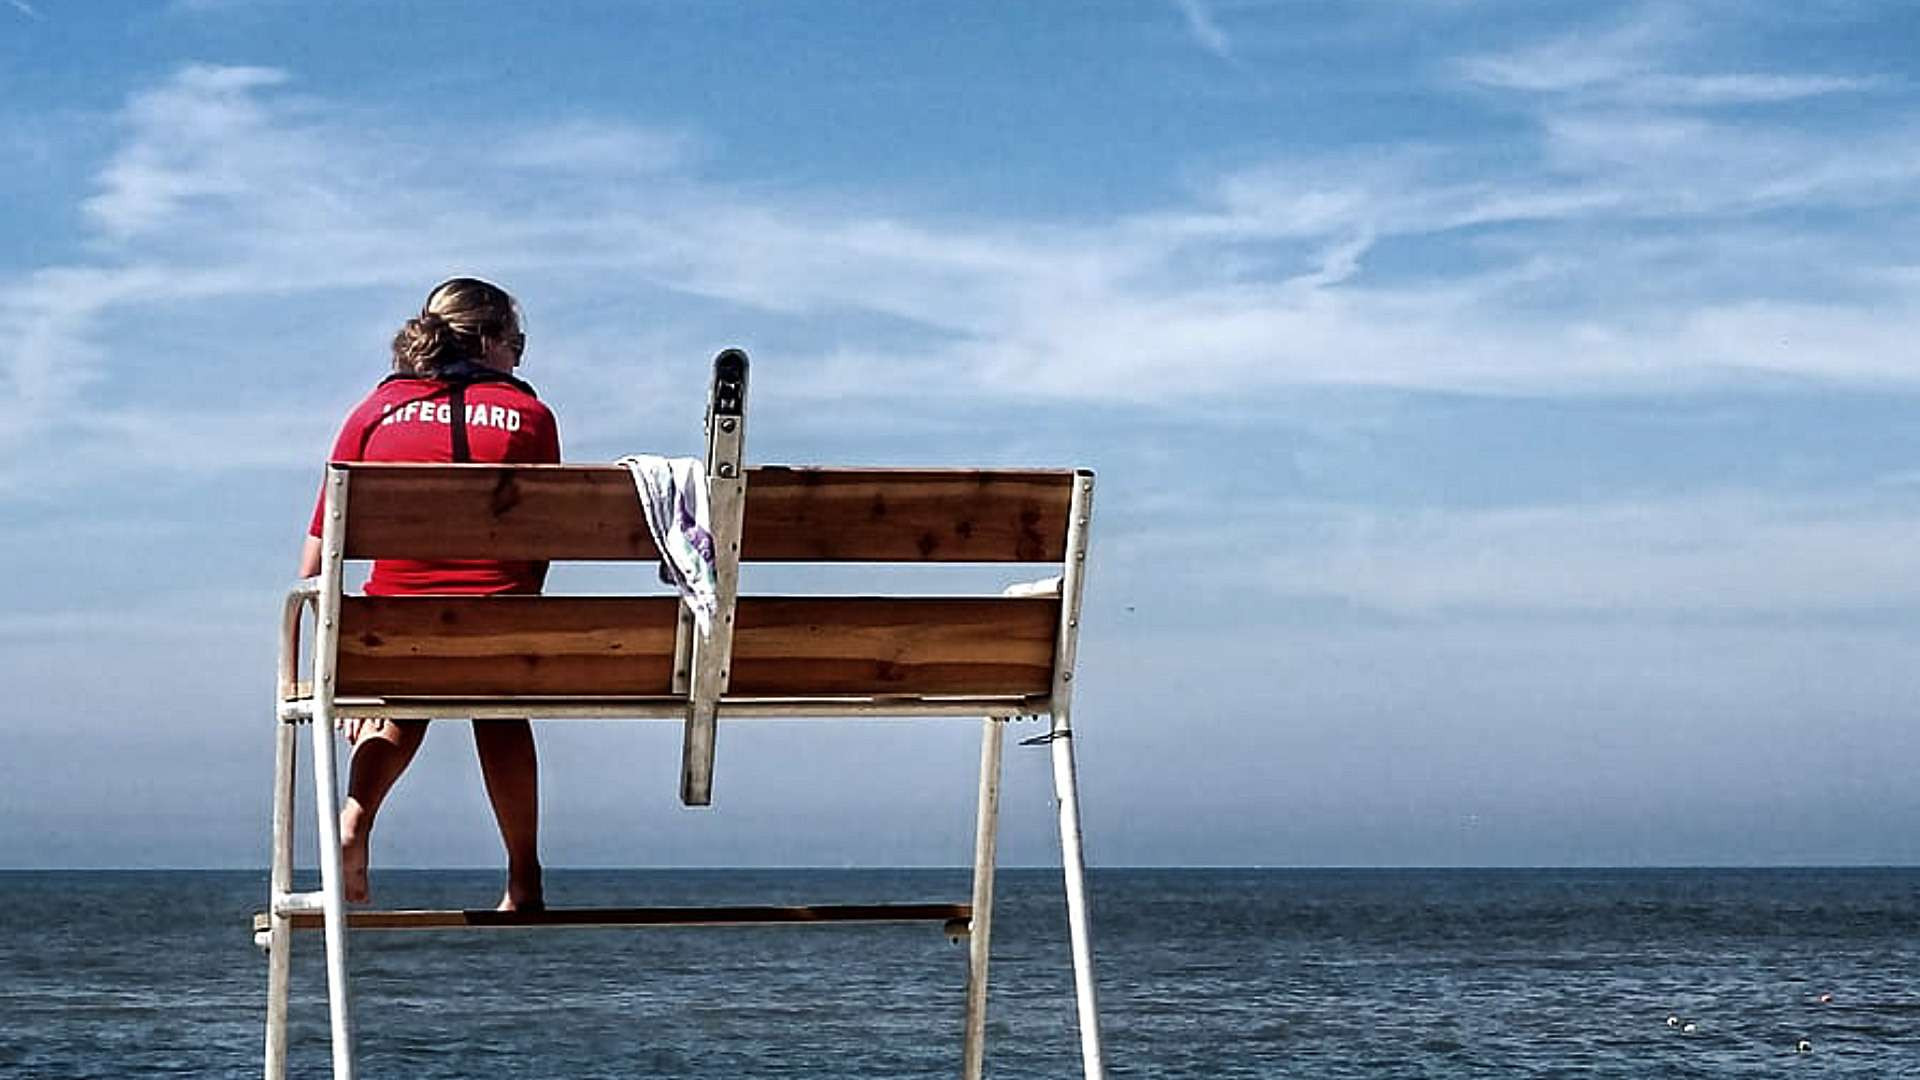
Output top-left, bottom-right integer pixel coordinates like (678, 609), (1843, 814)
(3, 1), (1919, 868)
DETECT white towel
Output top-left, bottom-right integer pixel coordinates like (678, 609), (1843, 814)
(616, 454), (719, 634)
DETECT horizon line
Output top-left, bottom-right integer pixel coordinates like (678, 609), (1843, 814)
(4, 863), (1917, 873)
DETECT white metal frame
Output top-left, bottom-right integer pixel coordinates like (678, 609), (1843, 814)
(262, 357), (1107, 1080)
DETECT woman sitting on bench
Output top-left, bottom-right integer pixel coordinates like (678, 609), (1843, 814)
(297, 277), (561, 911)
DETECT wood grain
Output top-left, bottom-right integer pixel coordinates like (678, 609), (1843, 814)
(340, 464), (654, 561)
(727, 595), (1058, 696)
(741, 466), (1074, 562)
(334, 595), (1059, 697)
(335, 595), (681, 696)
(337, 463), (1076, 562)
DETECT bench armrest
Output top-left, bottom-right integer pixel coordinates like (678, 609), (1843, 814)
(277, 578), (322, 706)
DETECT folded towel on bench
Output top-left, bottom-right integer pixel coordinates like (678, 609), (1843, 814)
(616, 454), (719, 634)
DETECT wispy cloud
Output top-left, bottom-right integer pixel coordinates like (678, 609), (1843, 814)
(5, 45), (1918, 486)
(1459, 6), (1886, 106)
(1172, 0), (1232, 60)
(84, 65), (292, 239)
(1622, 72), (1887, 106)
(1458, 6), (1679, 93)
(502, 120), (701, 175)
(7, 0), (42, 20)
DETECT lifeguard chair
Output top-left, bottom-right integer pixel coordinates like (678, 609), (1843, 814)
(261, 351), (1107, 1079)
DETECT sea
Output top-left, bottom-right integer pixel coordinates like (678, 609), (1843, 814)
(1, 868), (1916, 1078)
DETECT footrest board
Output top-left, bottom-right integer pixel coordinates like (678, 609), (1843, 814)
(252, 902), (971, 934)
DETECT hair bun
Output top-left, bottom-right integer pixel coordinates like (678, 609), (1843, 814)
(392, 313), (457, 375)
(390, 278), (520, 376)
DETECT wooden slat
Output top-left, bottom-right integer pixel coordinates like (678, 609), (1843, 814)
(742, 466), (1074, 562)
(727, 596), (1057, 696)
(252, 903), (970, 933)
(335, 595), (1059, 698)
(338, 463), (1075, 562)
(336, 596), (681, 697)
(342, 464), (654, 561)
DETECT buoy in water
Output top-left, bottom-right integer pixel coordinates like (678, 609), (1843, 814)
(1796, 1039), (1813, 1053)
(1666, 1015), (1681, 1028)
(1681, 1022), (1697, 1034)
(1817, 992), (1833, 1005)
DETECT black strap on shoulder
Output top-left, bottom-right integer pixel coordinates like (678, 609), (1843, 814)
(448, 381), (470, 463)
(367, 366), (539, 463)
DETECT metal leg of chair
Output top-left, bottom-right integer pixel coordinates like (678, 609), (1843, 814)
(961, 716), (1006, 1080)
(1049, 708), (1106, 1080)
(308, 716), (358, 1080)
(264, 719), (297, 1080)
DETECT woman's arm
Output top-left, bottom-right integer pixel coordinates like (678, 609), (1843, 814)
(525, 400), (562, 592)
(304, 394), (376, 580)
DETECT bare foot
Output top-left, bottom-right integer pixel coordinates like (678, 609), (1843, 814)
(497, 862), (544, 912)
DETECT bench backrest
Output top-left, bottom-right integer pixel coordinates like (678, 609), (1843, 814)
(341, 464), (1074, 563)
(327, 463), (1085, 701)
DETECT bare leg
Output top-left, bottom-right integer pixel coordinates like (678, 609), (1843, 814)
(339, 719), (429, 904)
(473, 719), (543, 911)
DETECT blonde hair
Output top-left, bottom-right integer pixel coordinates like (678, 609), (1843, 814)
(390, 278), (522, 376)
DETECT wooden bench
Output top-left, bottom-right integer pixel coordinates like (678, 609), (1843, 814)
(261, 351), (1107, 1080)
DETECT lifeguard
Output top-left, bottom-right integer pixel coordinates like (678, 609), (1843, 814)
(300, 277), (559, 912)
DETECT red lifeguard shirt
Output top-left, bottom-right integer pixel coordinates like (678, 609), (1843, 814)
(309, 375), (562, 595)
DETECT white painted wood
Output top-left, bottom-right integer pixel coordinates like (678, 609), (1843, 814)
(962, 716), (1006, 1080)
(1050, 472), (1107, 1080)
(682, 352), (749, 805)
(671, 605), (693, 695)
(266, 578), (312, 1080)
(1001, 575), (1063, 598)
(263, 717), (296, 1080)
(274, 891), (327, 915)
(276, 580), (317, 703)
(311, 468), (359, 1080)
